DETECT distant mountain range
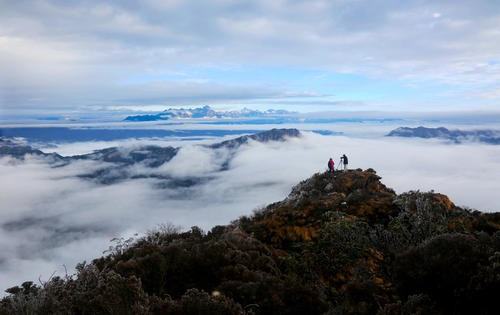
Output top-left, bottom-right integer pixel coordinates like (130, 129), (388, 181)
(0, 129), (302, 184)
(123, 105), (296, 121)
(387, 126), (500, 144)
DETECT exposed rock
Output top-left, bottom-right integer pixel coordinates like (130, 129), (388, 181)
(324, 182), (334, 192)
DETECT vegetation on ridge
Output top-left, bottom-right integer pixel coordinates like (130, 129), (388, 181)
(1, 169), (499, 315)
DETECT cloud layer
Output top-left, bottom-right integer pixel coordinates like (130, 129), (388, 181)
(1, 132), (500, 293)
(2, 0), (500, 112)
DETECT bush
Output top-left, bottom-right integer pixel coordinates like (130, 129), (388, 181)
(392, 233), (490, 311)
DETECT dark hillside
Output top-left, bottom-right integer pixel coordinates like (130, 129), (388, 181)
(1, 169), (499, 315)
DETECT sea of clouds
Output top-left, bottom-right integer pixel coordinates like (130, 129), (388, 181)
(1, 131), (500, 293)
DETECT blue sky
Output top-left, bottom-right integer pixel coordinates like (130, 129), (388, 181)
(1, 0), (500, 115)
(119, 66), (469, 112)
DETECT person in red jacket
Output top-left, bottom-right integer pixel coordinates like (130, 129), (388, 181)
(328, 158), (335, 174)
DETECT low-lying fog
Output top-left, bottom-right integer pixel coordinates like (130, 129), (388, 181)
(1, 131), (499, 293)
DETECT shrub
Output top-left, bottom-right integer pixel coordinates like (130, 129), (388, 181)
(392, 233), (490, 311)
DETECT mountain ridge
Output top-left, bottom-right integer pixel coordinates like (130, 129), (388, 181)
(387, 126), (500, 144)
(0, 129), (302, 184)
(0, 128), (300, 164)
(124, 106), (296, 122)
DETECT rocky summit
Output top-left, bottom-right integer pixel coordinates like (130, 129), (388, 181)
(2, 169), (500, 315)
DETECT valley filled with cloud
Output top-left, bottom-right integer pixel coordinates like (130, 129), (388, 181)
(1, 129), (499, 293)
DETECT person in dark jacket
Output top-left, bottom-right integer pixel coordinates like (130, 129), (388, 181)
(340, 154), (348, 171)
(328, 158), (335, 173)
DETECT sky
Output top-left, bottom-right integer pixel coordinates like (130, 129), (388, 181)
(1, 0), (500, 115)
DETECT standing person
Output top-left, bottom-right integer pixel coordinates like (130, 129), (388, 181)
(341, 154), (348, 170)
(328, 158), (335, 174)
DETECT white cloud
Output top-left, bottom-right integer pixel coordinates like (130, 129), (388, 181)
(2, 0), (500, 111)
(1, 130), (500, 294)
(158, 144), (226, 177)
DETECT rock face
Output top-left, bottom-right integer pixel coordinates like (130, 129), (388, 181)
(2, 169), (499, 315)
(387, 126), (500, 144)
